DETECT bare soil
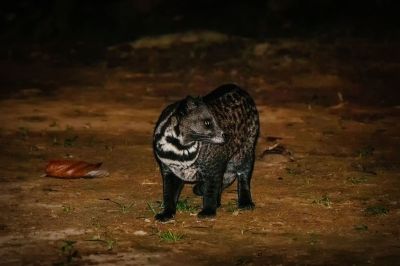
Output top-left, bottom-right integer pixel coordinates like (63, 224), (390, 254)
(0, 35), (399, 265)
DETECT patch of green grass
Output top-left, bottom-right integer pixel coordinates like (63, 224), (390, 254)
(354, 224), (368, 231)
(55, 240), (79, 265)
(357, 145), (374, 158)
(159, 230), (184, 243)
(225, 200), (238, 213)
(102, 198), (135, 214)
(147, 199), (197, 215)
(176, 198), (198, 213)
(347, 176), (369, 184)
(364, 205), (389, 216)
(312, 195), (332, 208)
(62, 205), (74, 213)
(86, 237), (116, 250)
(90, 217), (101, 229)
(309, 233), (319, 245)
(64, 136), (78, 147)
(146, 201), (161, 215)
(285, 167), (299, 175)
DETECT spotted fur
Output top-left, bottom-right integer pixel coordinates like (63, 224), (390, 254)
(153, 84), (259, 221)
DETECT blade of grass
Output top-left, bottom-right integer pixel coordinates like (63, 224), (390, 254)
(147, 201), (157, 215)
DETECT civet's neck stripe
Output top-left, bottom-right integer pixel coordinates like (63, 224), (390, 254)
(155, 111), (199, 162)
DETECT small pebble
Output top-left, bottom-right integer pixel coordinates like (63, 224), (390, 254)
(133, 230), (148, 236)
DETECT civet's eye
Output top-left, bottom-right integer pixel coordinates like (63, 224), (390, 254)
(204, 119), (212, 128)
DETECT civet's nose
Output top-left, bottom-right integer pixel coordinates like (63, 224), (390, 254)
(221, 132), (226, 142)
(219, 132), (227, 144)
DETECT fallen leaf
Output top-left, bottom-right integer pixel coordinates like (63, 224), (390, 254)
(45, 160), (109, 179)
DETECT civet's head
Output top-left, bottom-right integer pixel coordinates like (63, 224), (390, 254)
(176, 96), (225, 145)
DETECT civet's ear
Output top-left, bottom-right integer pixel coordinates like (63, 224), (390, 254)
(185, 96), (198, 110)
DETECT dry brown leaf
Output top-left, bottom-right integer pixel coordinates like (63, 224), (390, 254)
(45, 160), (109, 179)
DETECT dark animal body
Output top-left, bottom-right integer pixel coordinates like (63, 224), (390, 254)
(153, 84), (259, 221)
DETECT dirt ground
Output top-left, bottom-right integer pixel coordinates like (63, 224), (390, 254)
(0, 33), (399, 265)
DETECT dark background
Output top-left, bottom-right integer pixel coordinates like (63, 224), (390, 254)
(1, 0), (399, 43)
(1, 1), (400, 265)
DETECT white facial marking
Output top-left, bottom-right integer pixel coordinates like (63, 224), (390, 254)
(155, 116), (201, 182)
(154, 109), (174, 135)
